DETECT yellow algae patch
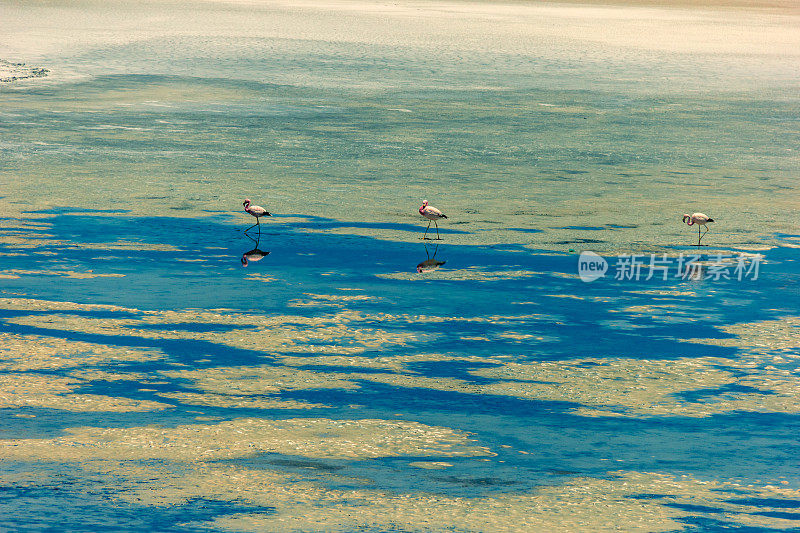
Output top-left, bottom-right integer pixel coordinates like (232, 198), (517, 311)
(243, 273), (277, 282)
(469, 357), (800, 418)
(688, 316), (800, 355)
(302, 293), (379, 302)
(0, 418), (492, 461)
(98, 241), (180, 252)
(627, 289), (698, 297)
(0, 374), (169, 412)
(161, 356), (798, 419)
(202, 471), (800, 533)
(345, 310), (555, 326)
(182, 357), (790, 419)
(0, 333), (164, 371)
(0, 297), (137, 313)
(0, 235), (65, 250)
(155, 392), (331, 410)
(0, 200), (55, 221)
(2, 297), (796, 418)
(408, 461), (453, 469)
(470, 359), (730, 417)
(67, 370), (153, 382)
(0, 269), (125, 279)
(288, 293), (381, 307)
(620, 304), (680, 314)
(196, 472), (674, 533)
(277, 352), (496, 373)
(169, 366), (466, 399)
(162, 366), (361, 394)
(615, 304), (700, 323)
(496, 332), (548, 341)
(39, 462), (799, 533)
(5, 308), (417, 355)
(0, 233), (180, 252)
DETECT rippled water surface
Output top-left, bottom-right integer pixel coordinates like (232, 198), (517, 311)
(1, 0), (800, 531)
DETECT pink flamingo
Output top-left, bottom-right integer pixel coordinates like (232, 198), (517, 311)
(682, 212), (714, 245)
(419, 200), (448, 240)
(243, 199), (271, 233)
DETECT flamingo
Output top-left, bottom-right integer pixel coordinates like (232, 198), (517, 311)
(682, 212), (714, 245)
(243, 199), (271, 233)
(419, 200), (448, 240)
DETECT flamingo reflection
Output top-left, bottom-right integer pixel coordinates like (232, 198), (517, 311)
(417, 243), (446, 273)
(241, 233), (270, 267)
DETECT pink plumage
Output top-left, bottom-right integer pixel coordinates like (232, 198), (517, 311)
(419, 200), (447, 240)
(243, 198), (272, 233)
(682, 212), (714, 245)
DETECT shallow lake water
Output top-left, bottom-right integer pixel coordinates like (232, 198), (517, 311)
(1, 0), (799, 531)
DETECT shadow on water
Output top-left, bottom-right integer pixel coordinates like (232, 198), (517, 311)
(3, 211), (793, 348)
(284, 213), (471, 237)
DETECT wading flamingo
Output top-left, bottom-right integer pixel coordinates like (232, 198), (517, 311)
(419, 200), (448, 240)
(243, 199), (271, 233)
(682, 212), (714, 245)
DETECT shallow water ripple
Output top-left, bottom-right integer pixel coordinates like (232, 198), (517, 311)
(0, 211), (798, 531)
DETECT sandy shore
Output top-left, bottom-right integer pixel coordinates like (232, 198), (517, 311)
(520, 0), (800, 11)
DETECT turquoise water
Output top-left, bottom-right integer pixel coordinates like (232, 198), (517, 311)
(2, 1), (800, 531)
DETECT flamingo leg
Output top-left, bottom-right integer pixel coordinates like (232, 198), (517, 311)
(434, 220), (441, 240)
(699, 225), (709, 244)
(423, 220), (431, 240)
(244, 217), (262, 234)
